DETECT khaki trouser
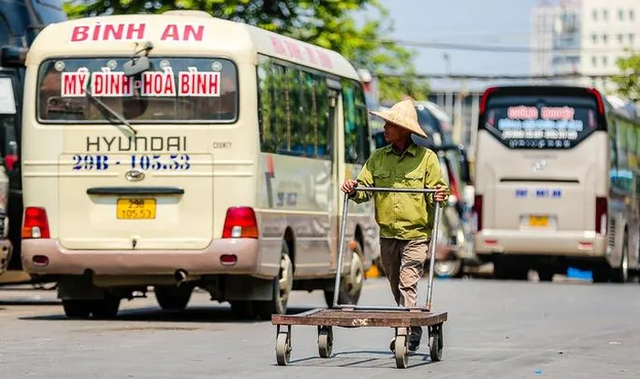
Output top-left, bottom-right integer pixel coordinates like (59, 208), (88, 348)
(379, 237), (430, 342)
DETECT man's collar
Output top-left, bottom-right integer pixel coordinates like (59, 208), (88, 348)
(385, 140), (418, 156)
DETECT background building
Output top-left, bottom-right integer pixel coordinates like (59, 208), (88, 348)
(531, 0), (640, 93)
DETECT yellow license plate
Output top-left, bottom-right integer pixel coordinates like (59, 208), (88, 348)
(117, 198), (156, 220)
(529, 215), (549, 227)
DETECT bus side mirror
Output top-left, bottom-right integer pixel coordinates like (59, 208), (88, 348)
(123, 56), (151, 77)
(0, 46), (27, 67)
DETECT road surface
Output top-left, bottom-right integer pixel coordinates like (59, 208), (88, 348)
(0, 277), (638, 378)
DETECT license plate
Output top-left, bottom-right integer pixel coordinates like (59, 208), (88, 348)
(117, 198), (156, 220)
(529, 215), (549, 227)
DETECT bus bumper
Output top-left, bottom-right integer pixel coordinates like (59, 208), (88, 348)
(21, 238), (277, 278)
(473, 230), (607, 257)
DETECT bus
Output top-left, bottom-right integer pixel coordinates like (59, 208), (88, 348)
(20, 10), (379, 319)
(0, 0), (67, 285)
(472, 85), (639, 282)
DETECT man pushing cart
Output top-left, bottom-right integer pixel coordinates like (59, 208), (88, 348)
(271, 99), (450, 369)
(341, 99), (449, 352)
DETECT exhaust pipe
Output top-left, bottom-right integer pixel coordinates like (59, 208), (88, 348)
(174, 269), (188, 283)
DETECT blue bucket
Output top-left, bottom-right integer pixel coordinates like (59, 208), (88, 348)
(567, 267), (592, 280)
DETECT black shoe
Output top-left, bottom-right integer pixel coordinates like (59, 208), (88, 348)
(389, 338), (396, 353)
(408, 338), (420, 352)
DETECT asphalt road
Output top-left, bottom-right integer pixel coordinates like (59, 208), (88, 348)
(0, 276), (639, 378)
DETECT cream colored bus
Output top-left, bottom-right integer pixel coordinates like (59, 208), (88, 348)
(20, 10), (379, 319)
(473, 85), (639, 283)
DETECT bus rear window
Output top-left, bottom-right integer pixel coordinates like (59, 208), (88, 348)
(482, 95), (601, 149)
(37, 57), (238, 123)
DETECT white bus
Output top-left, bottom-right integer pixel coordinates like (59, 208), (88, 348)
(472, 85), (639, 282)
(20, 10), (379, 319)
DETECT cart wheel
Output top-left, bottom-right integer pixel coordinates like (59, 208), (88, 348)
(394, 335), (408, 369)
(276, 332), (291, 366)
(429, 324), (444, 362)
(317, 326), (333, 358)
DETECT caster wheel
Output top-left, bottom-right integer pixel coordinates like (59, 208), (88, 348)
(276, 332), (291, 366)
(318, 326), (333, 358)
(394, 335), (408, 369)
(429, 324), (444, 362)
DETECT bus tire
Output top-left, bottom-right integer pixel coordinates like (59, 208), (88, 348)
(62, 299), (92, 319)
(434, 259), (463, 278)
(155, 284), (193, 311)
(253, 242), (294, 321)
(324, 242), (365, 308)
(91, 295), (121, 320)
(613, 230), (630, 283)
(592, 265), (611, 283)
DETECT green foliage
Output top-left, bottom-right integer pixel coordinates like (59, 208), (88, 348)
(612, 51), (640, 103)
(63, 0), (429, 102)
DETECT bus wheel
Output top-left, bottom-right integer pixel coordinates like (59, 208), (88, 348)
(613, 230), (630, 283)
(155, 284), (193, 311)
(253, 242), (294, 320)
(324, 242), (365, 307)
(592, 266), (611, 283)
(434, 259), (462, 278)
(62, 299), (92, 319)
(91, 295), (121, 320)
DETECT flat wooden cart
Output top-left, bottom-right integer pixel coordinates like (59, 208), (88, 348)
(272, 187), (448, 369)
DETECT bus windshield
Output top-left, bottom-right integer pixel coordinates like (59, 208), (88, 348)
(482, 94), (602, 149)
(37, 57), (238, 123)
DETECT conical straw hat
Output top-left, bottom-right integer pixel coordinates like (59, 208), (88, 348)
(369, 99), (427, 138)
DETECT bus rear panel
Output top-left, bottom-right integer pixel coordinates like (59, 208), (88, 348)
(473, 86), (615, 280)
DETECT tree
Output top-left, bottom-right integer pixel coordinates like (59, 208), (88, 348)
(63, 0), (429, 102)
(612, 52), (640, 103)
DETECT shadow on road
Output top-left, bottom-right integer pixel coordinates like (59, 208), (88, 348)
(0, 299), (60, 306)
(286, 350), (434, 369)
(18, 305), (318, 323)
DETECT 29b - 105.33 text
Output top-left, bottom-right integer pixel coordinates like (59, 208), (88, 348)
(72, 154), (191, 171)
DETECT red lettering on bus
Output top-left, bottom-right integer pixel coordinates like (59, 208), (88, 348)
(103, 24), (124, 40)
(141, 68), (175, 96)
(315, 49), (333, 68)
(126, 23), (145, 40)
(184, 25), (204, 41)
(160, 24), (204, 41)
(508, 106), (538, 120)
(71, 26), (89, 42)
(284, 40), (303, 60)
(178, 68), (220, 96)
(61, 71), (88, 96)
(304, 46), (318, 64)
(93, 73), (104, 96)
(70, 23), (146, 41)
(269, 36), (287, 55)
(160, 24), (180, 41)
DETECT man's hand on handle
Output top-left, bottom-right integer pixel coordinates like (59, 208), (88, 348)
(341, 179), (358, 195)
(434, 185), (446, 202)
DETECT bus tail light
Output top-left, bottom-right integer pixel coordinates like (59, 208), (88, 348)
(595, 197), (607, 236)
(472, 195), (483, 232)
(585, 88), (605, 115)
(22, 207), (50, 239)
(222, 207), (259, 239)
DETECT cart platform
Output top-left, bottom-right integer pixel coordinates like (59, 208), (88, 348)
(272, 308), (447, 328)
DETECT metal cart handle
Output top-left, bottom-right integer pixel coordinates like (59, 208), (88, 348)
(333, 186), (443, 312)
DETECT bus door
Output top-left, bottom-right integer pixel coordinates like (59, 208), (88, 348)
(38, 56), (238, 251)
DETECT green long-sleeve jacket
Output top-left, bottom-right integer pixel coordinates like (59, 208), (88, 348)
(349, 142), (449, 240)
